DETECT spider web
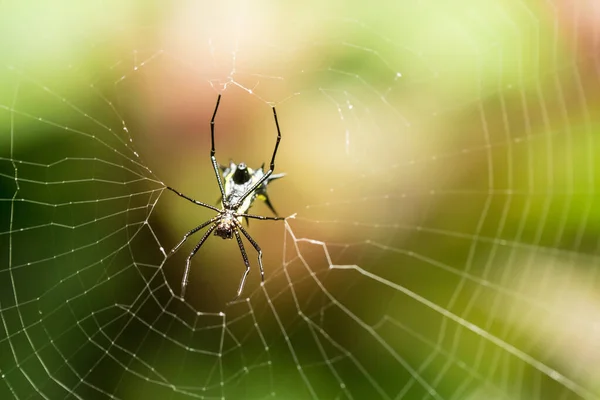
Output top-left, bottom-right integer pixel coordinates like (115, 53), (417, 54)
(1, 0), (600, 399)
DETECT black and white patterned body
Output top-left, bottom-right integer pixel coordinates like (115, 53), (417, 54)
(220, 161), (284, 222)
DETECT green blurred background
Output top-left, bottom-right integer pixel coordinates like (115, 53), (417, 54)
(1, 0), (600, 399)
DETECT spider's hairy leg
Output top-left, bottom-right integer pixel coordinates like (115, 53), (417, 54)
(181, 223), (218, 299)
(233, 106), (282, 209)
(165, 186), (221, 213)
(210, 94), (227, 203)
(235, 220), (265, 283)
(235, 212), (284, 221)
(233, 229), (251, 299)
(168, 216), (220, 256)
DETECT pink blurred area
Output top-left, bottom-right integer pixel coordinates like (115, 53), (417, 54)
(555, 0), (600, 57)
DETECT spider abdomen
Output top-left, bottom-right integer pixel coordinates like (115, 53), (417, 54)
(222, 162), (268, 215)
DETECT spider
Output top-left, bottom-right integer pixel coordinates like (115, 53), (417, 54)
(166, 94), (285, 300)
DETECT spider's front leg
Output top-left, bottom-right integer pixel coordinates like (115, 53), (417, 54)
(209, 94), (228, 204)
(232, 106), (282, 210)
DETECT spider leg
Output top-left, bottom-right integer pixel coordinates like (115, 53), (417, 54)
(210, 94), (228, 204)
(166, 186), (221, 213)
(233, 106), (282, 208)
(234, 220), (265, 283)
(232, 229), (251, 299)
(168, 216), (220, 256)
(181, 223), (218, 299)
(235, 212), (284, 221)
(269, 107), (283, 173)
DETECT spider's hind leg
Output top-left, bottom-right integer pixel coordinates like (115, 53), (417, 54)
(233, 229), (251, 299)
(235, 221), (265, 283)
(169, 216), (219, 257)
(180, 223), (217, 299)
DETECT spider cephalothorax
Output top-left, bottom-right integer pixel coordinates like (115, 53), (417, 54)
(166, 94), (285, 300)
(214, 211), (236, 239)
